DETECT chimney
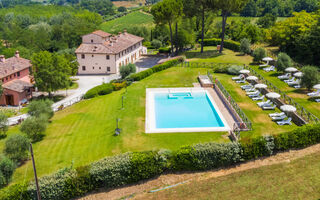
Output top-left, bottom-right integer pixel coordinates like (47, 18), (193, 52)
(15, 50), (20, 58)
(0, 55), (5, 63)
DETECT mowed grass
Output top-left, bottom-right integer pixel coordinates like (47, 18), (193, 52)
(139, 151), (320, 200)
(100, 11), (154, 33)
(250, 65), (320, 119)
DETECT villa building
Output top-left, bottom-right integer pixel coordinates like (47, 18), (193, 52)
(0, 51), (33, 106)
(75, 30), (147, 75)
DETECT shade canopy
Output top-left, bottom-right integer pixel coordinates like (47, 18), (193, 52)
(285, 67), (298, 73)
(266, 92), (281, 99)
(246, 76), (258, 81)
(313, 84), (320, 90)
(254, 83), (268, 89)
(263, 57), (274, 62)
(280, 105), (297, 112)
(293, 72), (303, 78)
(239, 69), (250, 74)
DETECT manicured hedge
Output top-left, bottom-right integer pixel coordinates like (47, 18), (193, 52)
(1, 124), (319, 199)
(83, 83), (114, 99)
(126, 57), (185, 81)
(158, 47), (171, 53)
(201, 38), (240, 52)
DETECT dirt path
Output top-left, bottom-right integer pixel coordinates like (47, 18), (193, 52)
(79, 144), (320, 200)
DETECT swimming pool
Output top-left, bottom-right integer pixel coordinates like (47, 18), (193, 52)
(145, 88), (230, 133)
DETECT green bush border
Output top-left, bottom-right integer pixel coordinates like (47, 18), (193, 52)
(200, 38), (240, 52)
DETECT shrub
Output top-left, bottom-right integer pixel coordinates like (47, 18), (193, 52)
(171, 142), (243, 170)
(0, 155), (15, 188)
(276, 52), (292, 72)
(301, 66), (320, 90)
(253, 48), (267, 62)
(239, 38), (251, 55)
(0, 113), (8, 139)
(201, 38), (240, 51)
(112, 81), (127, 91)
(117, 6), (127, 12)
(28, 99), (54, 120)
(227, 65), (243, 75)
(3, 134), (30, 164)
(159, 47), (171, 53)
(83, 83), (114, 99)
(213, 65), (229, 73)
(120, 63), (136, 79)
(151, 39), (162, 49)
(20, 116), (48, 142)
(240, 136), (275, 160)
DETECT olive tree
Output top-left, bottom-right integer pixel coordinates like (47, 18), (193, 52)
(20, 116), (48, 142)
(301, 66), (320, 90)
(27, 99), (54, 120)
(276, 52), (293, 72)
(4, 134), (30, 164)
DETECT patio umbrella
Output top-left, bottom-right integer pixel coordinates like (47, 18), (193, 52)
(266, 92), (281, 99)
(280, 105), (297, 112)
(239, 69), (250, 74)
(262, 57), (273, 65)
(313, 84), (320, 90)
(293, 72), (303, 78)
(254, 83), (267, 89)
(285, 67), (298, 73)
(246, 76), (258, 81)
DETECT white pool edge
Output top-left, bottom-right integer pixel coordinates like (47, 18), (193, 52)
(145, 88), (231, 133)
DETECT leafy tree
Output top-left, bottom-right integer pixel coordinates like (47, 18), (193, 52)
(301, 66), (320, 90)
(0, 113), (8, 139)
(151, 39), (162, 49)
(79, 0), (115, 16)
(118, 6), (127, 12)
(31, 51), (74, 96)
(151, 0), (183, 54)
(240, 0), (258, 17)
(27, 99), (54, 119)
(3, 134), (30, 164)
(276, 52), (292, 72)
(257, 13), (277, 28)
(253, 48), (267, 63)
(20, 116), (48, 142)
(217, 0), (249, 53)
(0, 155), (15, 188)
(239, 38), (251, 54)
(120, 63), (136, 79)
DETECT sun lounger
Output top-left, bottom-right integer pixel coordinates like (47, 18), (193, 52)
(245, 88), (256, 92)
(247, 90), (259, 95)
(262, 104), (276, 110)
(232, 74), (244, 80)
(257, 100), (271, 107)
(252, 95), (265, 101)
(284, 77), (295, 83)
(294, 85), (301, 89)
(236, 79), (246, 83)
(307, 91), (320, 97)
(288, 80), (300, 86)
(269, 112), (285, 117)
(277, 117), (292, 125)
(241, 85), (253, 90)
(259, 63), (268, 67)
(278, 73), (290, 80)
(315, 99), (320, 103)
(249, 93), (261, 98)
(263, 66), (275, 72)
(272, 114), (287, 121)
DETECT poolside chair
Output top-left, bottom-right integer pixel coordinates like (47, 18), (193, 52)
(278, 73), (290, 80)
(315, 99), (320, 103)
(252, 95), (265, 101)
(307, 90), (320, 97)
(263, 66), (275, 72)
(236, 79), (246, 84)
(257, 100), (271, 107)
(288, 80), (300, 86)
(245, 88), (256, 92)
(277, 117), (292, 125)
(232, 74), (244, 80)
(249, 92), (261, 98)
(259, 63), (268, 68)
(284, 77), (295, 83)
(247, 90), (259, 95)
(269, 112), (285, 117)
(272, 114), (287, 121)
(294, 85), (301, 89)
(262, 104), (276, 110)
(241, 84), (253, 90)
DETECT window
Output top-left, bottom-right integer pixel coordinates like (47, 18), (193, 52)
(82, 66), (86, 71)
(106, 55), (110, 60)
(99, 67), (101, 70)
(14, 73), (16, 77)
(2, 79), (4, 82)
(6, 77), (8, 81)
(17, 72), (20, 77)
(107, 67), (110, 72)
(91, 39), (93, 43)
(81, 54), (85, 59)
(92, 55), (94, 57)
(92, 67), (95, 69)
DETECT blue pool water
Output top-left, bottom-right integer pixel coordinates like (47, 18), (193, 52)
(154, 92), (225, 129)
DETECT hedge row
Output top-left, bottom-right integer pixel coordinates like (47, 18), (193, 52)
(126, 57), (185, 81)
(83, 83), (115, 99)
(1, 123), (319, 200)
(200, 38), (240, 52)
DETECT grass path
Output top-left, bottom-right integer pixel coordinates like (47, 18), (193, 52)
(80, 143), (320, 200)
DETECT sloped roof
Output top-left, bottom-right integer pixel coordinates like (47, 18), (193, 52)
(92, 30), (112, 38)
(0, 57), (31, 79)
(3, 79), (33, 93)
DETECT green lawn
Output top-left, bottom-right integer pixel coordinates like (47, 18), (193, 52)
(139, 151), (320, 200)
(100, 11), (154, 34)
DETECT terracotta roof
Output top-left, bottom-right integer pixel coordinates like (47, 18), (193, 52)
(75, 31), (144, 54)
(0, 57), (31, 79)
(3, 79), (33, 93)
(92, 30), (112, 38)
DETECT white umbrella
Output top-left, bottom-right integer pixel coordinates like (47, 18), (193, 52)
(293, 72), (303, 78)
(239, 69), (250, 74)
(285, 67), (298, 73)
(266, 92), (281, 99)
(313, 84), (320, 90)
(280, 105), (297, 112)
(262, 57), (274, 62)
(246, 76), (258, 81)
(254, 83), (267, 89)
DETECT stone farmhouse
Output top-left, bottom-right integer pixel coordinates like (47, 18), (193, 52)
(0, 51), (33, 106)
(75, 30), (147, 75)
